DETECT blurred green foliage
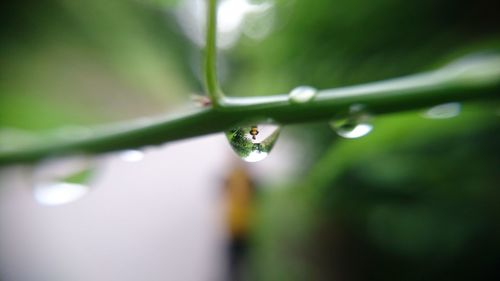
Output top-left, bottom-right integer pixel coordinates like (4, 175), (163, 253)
(226, 0), (500, 96)
(252, 106), (500, 281)
(0, 0), (195, 131)
(242, 0), (500, 280)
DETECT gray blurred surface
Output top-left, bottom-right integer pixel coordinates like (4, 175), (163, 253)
(0, 133), (298, 281)
(0, 135), (230, 281)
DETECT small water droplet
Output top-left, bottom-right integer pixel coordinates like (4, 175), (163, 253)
(0, 128), (40, 152)
(32, 156), (96, 206)
(288, 86), (318, 104)
(423, 102), (461, 119)
(33, 182), (89, 206)
(119, 149), (145, 163)
(330, 104), (373, 139)
(55, 126), (93, 140)
(226, 124), (280, 162)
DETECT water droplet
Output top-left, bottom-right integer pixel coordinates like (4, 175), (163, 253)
(330, 104), (373, 139)
(33, 182), (90, 206)
(32, 156), (95, 206)
(119, 149), (145, 163)
(226, 124), (280, 162)
(423, 102), (461, 119)
(0, 128), (40, 152)
(441, 53), (500, 86)
(55, 126), (93, 140)
(288, 86), (318, 104)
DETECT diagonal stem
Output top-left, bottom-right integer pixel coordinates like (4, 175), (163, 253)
(1, 54), (499, 165)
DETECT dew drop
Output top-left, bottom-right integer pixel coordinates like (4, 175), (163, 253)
(33, 182), (89, 206)
(119, 149), (145, 163)
(0, 128), (40, 152)
(423, 102), (461, 119)
(55, 126), (93, 140)
(288, 86), (318, 104)
(32, 156), (95, 206)
(330, 104), (373, 139)
(226, 124), (280, 162)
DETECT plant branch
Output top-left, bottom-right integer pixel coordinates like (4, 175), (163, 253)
(204, 0), (224, 106)
(1, 54), (499, 165)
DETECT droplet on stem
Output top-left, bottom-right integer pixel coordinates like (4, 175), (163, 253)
(423, 102), (461, 119)
(288, 86), (318, 104)
(330, 104), (373, 139)
(31, 156), (96, 206)
(226, 124), (280, 162)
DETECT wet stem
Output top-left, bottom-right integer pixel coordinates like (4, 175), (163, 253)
(0, 0), (499, 165)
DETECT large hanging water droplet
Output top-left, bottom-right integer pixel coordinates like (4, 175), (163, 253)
(226, 124), (280, 162)
(423, 102), (461, 119)
(330, 104), (373, 139)
(32, 156), (96, 206)
(288, 86), (318, 104)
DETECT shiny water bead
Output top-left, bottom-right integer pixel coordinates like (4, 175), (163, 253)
(423, 102), (461, 119)
(119, 149), (145, 163)
(32, 156), (95, 206)
(288, 86), (318, 104)
(330, 104), (373, 139)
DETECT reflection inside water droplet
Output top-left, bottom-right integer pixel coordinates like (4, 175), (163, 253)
(226, 124), (280, 162)
(330, 104), (373, 139)
(288, 86), (318, 104)
(31, 156), (95, 206)
(423, 102), (461, 119)
(119, 150), (144, 162)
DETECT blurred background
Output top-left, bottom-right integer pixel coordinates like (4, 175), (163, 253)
(0, 0), (499, 280)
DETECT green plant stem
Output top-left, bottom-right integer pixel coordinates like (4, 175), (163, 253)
(204, 0), (224, 106)
(1, 55), (499, 165)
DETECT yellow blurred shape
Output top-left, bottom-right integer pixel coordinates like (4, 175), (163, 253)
(224, 165), (254, 238)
